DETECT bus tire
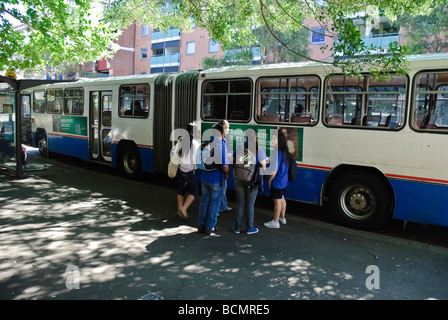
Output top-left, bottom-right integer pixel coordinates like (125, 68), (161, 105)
(117, 143), (143, 180)
(37, 132), (48, 158)
(329, 171), (392, 230)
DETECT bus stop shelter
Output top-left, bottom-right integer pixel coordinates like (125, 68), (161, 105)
(0, 75), (67, 178)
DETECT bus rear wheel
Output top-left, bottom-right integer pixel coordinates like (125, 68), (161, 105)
(118, 144), (143, 179)
(329, 171), (392, 230)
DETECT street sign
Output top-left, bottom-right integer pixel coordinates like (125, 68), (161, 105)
(5, 71), (16, 79)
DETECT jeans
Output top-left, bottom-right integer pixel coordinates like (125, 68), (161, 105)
(218, 179), (228, 212)
(198, 180), (221, 229)
(234, 179), (259, 232)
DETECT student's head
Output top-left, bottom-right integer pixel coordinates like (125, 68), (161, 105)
(272, 129), (287, 152)
(187, 122), (197, 136)
(212, 122), (224, 138)
(218, 120), (229, 136)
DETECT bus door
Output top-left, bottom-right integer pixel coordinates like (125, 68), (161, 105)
(90, 91), (112, 162)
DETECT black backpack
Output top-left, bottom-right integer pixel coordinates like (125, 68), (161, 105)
(196, 139), (220, 172)
(287, 153), (298, 182)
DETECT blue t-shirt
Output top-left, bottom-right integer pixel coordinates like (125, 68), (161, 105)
(271, 150), (289, 190)
(201, 137), (230, 184)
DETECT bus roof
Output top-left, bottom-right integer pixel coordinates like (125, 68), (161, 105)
(199, 52), (448, 78)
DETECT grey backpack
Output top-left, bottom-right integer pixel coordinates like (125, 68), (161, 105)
(233, 146), (257, 182)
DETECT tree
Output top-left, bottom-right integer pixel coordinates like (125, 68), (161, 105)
(0, 0), (118, 73)
(103, 0), (445, 79)
(398, 3), (448, 54)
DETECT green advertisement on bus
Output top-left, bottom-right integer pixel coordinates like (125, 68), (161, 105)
(53, 115), (88, 136)
(201, 122), (303, 162)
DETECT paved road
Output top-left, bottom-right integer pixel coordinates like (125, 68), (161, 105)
(1, 152), (448, 304)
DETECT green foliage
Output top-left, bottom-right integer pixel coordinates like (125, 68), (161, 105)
(0, 0), (118, 72)
(398, 3), (448, 54)
(103, 0), (444, 78)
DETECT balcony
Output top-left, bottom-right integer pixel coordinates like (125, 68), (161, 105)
(151, 29), (181, 43)
(150, 53), (180, 67)
(334, 33), (400, 57)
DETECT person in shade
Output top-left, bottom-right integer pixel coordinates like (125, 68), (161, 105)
(175, 122), (200, 219)
(198, 122), (230, 235)
(264, 130), (290, 229)
(232, 128), (267, 235)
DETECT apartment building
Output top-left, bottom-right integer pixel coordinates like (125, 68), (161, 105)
(106, 23), (225, 76)
(99, 14), (402, 77)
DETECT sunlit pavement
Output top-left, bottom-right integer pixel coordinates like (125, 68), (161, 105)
(1, 152), (448, 301)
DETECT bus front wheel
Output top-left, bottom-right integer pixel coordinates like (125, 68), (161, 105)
(38, 133), (48, 158)
(329, 171), (392, 230)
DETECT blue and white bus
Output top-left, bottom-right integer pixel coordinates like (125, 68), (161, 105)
(26, 53), (448, 230)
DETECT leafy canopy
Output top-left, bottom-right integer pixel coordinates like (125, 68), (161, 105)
(103, 0), (445, 78)
(0, 0), (119, 72)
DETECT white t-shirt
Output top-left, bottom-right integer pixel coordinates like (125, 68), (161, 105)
(172, 139), (200, 172)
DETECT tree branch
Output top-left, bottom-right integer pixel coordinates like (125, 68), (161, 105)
(258, 0), (333, 64)
(0, 8), (35, 32)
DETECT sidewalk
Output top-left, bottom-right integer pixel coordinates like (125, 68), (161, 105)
(1, 153), (448, 301)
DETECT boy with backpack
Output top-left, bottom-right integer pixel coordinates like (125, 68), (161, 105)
(197, 122), (230, 235)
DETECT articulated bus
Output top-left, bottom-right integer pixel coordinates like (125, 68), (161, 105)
(24, 53), (448, 230)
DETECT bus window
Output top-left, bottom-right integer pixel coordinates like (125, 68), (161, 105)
(256, 76), (319, 124)
(46, 89), (63, 114)
(33, 90), (46, 113)
(119, 84), (149, 118)
(412, 72), (448, 131)
(102, 95), (112, 126)
(201, 79), (251, 122)
(325, 75), (406, 128)
(64, 89), (84, 115)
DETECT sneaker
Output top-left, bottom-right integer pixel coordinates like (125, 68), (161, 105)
(246, 228), (259, 235)
(264, 220), (280, 229)
(203, 226), (218, 235)
(232, 227), (240, 234)
(279, 217), (287, 225)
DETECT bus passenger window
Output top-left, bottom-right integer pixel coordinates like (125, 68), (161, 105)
(119, 84), (149, 118)
(47, 89), (63, 114)
(325, 75), (406, 129)
(33, 90), (46, 113)
(256, 76), (319, 125)
(64, 89), (84, 115)
(412, 72), (448, 131)
(411, 72), (448, 131)
(201, 79), (251, 122)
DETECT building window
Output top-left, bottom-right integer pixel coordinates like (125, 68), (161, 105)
(311, 27), (325, 44)
(142, 25), (148, 36)
(209, 40), (219, 53)
(186, 41), (195, 55)
(141, 48), (148, 60)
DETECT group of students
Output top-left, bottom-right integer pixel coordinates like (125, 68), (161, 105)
(172, 120), (292, 235)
